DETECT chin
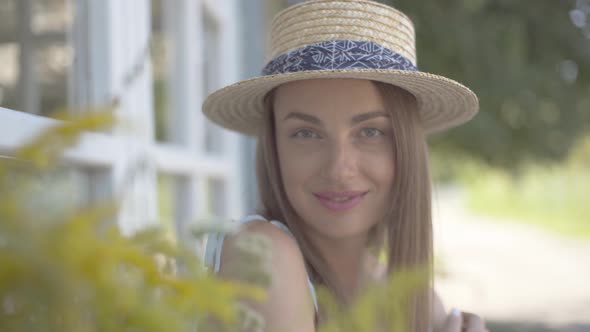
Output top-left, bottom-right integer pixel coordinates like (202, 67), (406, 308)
(302, 209), (377, 240)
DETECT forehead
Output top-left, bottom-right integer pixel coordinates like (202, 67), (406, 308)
(273, 78), (386, 116)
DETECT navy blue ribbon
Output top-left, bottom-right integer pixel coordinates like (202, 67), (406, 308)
(262, 40), (418, 76)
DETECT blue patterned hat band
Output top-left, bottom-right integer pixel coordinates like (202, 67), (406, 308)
(261, 40), (418, 76)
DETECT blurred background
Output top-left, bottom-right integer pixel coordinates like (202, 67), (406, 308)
(0, 0), (588, 331)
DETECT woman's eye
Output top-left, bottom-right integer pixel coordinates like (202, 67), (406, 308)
(360, 128), (384, 138)
(291, 128), (320, 139)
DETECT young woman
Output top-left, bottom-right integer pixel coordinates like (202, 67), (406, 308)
(203, 1), (488, 331)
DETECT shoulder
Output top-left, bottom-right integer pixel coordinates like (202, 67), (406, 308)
(220, 219), (307, 285)
(218, 219), (315, 332)
(225, 220), (305, 273)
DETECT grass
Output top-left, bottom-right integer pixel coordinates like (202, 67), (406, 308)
(464, 164), (590, 239)
(433, 135), (590, 240)
(486, 320), (590, 332)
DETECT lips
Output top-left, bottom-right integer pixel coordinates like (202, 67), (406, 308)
(313, 191), (368, 211)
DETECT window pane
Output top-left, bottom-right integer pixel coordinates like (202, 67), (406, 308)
(0, 0), (73, 116)
(206, 177), (226, 218)
(151, 0), (173, 143)
(201, 8), (225, 155)
(0, 160), (97, 223)
(31, 167), (91, 218)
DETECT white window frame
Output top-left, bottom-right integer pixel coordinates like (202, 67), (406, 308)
(0, 0), (245, 244)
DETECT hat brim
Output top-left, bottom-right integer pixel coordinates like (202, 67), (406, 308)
(202, 69), (479, 136)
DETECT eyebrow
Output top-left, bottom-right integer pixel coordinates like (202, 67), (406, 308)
(351, 111), (390, 124)
(283, 110), (389, 126)
(283, 112), (322, 125)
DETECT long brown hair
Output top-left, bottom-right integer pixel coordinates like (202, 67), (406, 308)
(255, 80), (433, 331)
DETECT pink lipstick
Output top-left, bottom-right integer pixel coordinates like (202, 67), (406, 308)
(313, 191), (368, 211)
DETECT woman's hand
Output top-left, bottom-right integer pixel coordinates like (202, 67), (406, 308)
(437, 308), (489, 332)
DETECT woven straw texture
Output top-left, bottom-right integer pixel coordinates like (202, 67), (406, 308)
(202, 0), (479, 137)
(268, 0), (416, 64)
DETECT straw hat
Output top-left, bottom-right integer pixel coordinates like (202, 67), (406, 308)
(202, 0), (478, 136)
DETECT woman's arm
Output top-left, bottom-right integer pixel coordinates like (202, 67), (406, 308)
(218, 221), (316, 332)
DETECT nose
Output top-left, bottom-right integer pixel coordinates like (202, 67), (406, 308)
(320, 139), (358, 183)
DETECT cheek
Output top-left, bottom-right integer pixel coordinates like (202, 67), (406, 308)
(276, 139), (320, 189)
(363, 148), (395, 189)
(276, 140), (321, 217)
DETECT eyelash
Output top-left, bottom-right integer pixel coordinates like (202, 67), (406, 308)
(290, 128), (385, 139)
(291, 128), (320, 139)
(359, 128), (384, 138)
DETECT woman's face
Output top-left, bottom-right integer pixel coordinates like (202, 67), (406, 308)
(274, 78), (395, 240)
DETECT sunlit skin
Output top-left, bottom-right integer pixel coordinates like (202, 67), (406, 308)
(273, 78), (395, 295)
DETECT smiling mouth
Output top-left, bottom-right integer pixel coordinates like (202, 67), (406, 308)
(313, 191), (368, 211)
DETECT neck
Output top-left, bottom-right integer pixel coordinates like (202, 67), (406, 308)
(306, 230), (370, 302)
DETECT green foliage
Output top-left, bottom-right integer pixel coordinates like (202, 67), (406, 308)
(317, 268), (428, 332)
(384, 0), (590, 168)
(0, 112), (264, 332)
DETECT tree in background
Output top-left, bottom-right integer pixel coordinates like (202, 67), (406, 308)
(382, 0), (590, 168)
